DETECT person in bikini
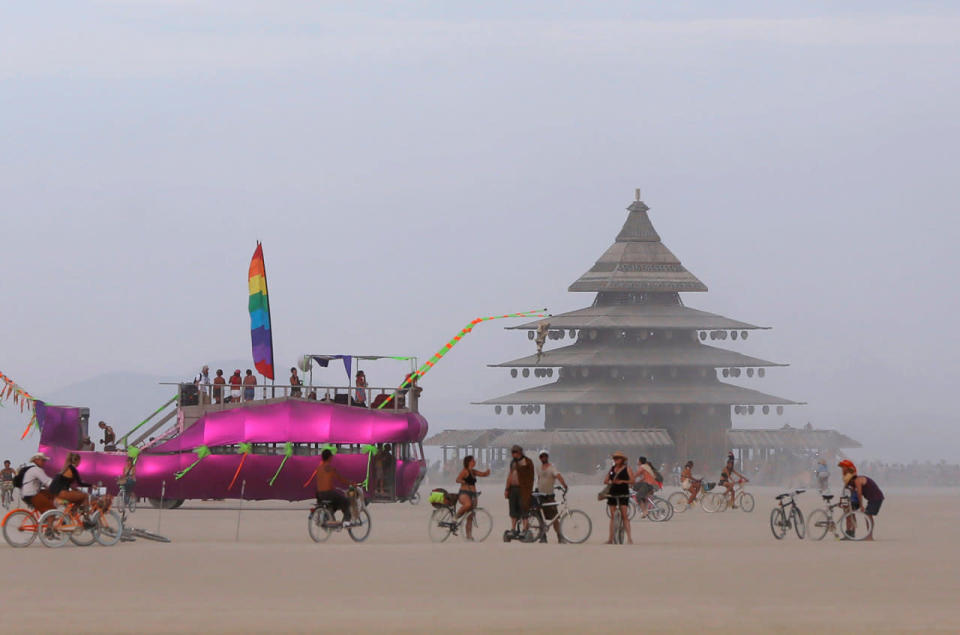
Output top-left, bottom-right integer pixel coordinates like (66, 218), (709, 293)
(719, 452), (747, 509)
(49, 452), (92, 510)
(314, 449), (355, 525)
(455, 455), (490, 540)
(681, 460), (702, 505)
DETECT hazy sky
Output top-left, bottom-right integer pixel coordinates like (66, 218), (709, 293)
(2, 2), (958, 462)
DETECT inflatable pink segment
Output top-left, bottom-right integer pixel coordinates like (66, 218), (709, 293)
(35, 400), (427, 502)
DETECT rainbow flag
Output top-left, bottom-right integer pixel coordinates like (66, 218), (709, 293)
(248, 242), (275, 380)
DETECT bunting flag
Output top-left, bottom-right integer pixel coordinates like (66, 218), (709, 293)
(268, 442), (295, 486)
(376, 309), (550, 409)
(228, 442), (254, 491)
(248, 242), (275, 380)
(175, 445), (211, 480)
(0, 371), (37, 414)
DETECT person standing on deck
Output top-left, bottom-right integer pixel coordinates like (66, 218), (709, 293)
(289, 367), (302, 398)
(212, 369), (226, 404)
(98, 421), (116, 450)
(353, 370), (368, 407)
(194, 365), (211, 403)
(228, 370), (242, 402)
(243, 369), (257, 401)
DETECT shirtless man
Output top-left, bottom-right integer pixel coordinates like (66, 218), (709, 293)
(720, 452), (747, 509)
(314, 449), (354, 525)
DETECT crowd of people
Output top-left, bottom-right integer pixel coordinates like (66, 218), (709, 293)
(190, 365), (421, 408)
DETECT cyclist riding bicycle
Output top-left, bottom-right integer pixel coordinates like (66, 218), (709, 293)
(605, 451), (634, 544)
(634, 457), (661, 518)
(719, 452), (747, 509)
(50, 453), (92, 510)
(20, 452), (55, 513)
(680, 460), (702, 505)
(314, 449), (354, 525)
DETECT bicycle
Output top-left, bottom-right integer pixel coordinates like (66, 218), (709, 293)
(116, 482), (137, 513)
(37, 493), (124, 548)
(607, 494), (632, 544)
(607, 487), (673, 522)
(428, 491), (493, 543)
(806, 493), (874, 541)
(713, 480), (755, 513)
(1, 482), (14, 510)
(308, 485), (372, 543)
(525, 487), (592, 543)
(667, 480), (721, 513)
(770, 489), (806, 539)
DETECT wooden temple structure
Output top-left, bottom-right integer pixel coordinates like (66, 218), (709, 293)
(476, 191), (800, 470)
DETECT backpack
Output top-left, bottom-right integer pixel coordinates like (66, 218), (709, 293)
(652, 468), (664, 486)
(12, 465), (32, 489)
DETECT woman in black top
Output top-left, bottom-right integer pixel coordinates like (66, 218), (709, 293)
(50, 452), (91, 509)
(456, 455), (490, 541)
(605, 451), (634, 544)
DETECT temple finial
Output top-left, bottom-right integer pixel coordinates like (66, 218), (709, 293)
(635, 188), (642, 202)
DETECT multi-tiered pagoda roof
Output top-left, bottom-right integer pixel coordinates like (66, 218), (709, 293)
(479, 193), (798, 464)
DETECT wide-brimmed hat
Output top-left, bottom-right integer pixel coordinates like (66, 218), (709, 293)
(612, 450), (627, 460)
(837, 459), (856, 472)
(30, 452), (50, 462)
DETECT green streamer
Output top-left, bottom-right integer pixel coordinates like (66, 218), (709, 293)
(237, 442), (253, 455)
(268, 442), (295, 486)
(320, 444), (338, 456)
(360, 444), (377, 489)
(174, 445), (211, 480)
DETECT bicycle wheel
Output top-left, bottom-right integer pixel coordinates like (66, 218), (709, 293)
(770, 507), (787, 539)
(558, 509), (592, 544)
(127, 496), (137, 513)
(466, 508), (493, 542)
(838, 510), (874, 541)
(37, 509), (70, 548)
(86, 509), (113, 545)
(3, 509), (38, 548)
(702, 492), (721, 513)
(348, 509), (372, 542)
(308, 508), (334, 543)
(92, 509), (123, 546)
(1, 489), (11, 510)
(648, 497), (673, 522)
(667, 491), (689, 513)
(791, 506), (805, 539)
(739, 492), (755, 512)
(69, 515), (97, 547)
(409, 492), (420, 505)
(614, 514), (625, 544)
(522, 510), (545, 542)
(428, 507), (455, 543)
(806, 509), (831, 541)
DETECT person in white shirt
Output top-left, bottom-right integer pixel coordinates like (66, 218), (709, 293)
(536, 452), (568, 543)
(21, 452), (54, 513)
(194, 365), (211, 403)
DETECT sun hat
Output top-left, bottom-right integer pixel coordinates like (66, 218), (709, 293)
(30, 452), (50, 461)
(837, 459), (856, 472)
(612, 450), (627, 460)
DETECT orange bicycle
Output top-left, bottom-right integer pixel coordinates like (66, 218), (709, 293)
(37, 494), (124, 548)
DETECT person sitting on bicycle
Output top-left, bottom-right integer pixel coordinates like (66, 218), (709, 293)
(634, 457), (660, 519)
(19, 453), (54, 513)
(118, 456), (137, 501)
(719, 453), (747, 509)
(455, 455), (490, 541)
(536, 452), (567, 543)
(314, 449), (354, 525)
(680, 461), (701, 505)
(606, 451), (634, 544)
(49, 452), (92, 510)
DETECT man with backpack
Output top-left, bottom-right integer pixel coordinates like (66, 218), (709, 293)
(16, 452), (55, 513)
(634, 456), (663, 519)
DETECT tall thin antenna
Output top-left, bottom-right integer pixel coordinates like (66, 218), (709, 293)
(635, 188), (642, 201)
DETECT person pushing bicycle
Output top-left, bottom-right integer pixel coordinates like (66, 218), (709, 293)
(536, 452), (567, 543)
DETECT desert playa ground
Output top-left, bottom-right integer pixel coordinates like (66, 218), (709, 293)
(2, 485), (958, 633)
